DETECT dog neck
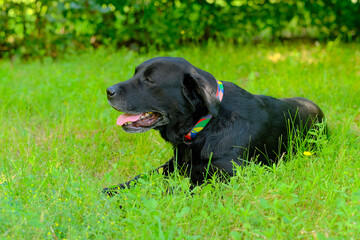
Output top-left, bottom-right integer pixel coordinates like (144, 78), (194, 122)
(183, 79), (224, 144)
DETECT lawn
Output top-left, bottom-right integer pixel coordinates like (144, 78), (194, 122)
(1, 42), (359, 239)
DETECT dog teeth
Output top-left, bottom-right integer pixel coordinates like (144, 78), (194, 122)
(125, 121), (132, 125)
(138, 112), (153, 120)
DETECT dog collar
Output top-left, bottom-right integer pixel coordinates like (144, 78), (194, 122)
(184, 79), (224, 144)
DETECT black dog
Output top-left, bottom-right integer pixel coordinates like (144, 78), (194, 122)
(104, 57), (324, 194)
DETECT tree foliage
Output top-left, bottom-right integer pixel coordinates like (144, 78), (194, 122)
(1, 0), (359, 58)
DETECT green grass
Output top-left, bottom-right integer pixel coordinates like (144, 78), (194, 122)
(1, 42), (359, 239)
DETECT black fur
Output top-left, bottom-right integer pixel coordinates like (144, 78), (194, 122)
(104, 57), (325, 194)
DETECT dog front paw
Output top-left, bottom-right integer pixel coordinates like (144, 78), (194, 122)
(102, 185), (125, 197)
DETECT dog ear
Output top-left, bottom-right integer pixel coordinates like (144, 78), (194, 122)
(182, 68), (220, 117)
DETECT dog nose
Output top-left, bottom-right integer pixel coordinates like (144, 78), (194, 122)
(106, 86), (116, 97)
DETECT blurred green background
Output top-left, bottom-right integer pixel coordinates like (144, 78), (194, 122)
(1, 0), (359, 59)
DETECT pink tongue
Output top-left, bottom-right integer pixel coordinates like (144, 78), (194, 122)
(116, 113), (143, 126)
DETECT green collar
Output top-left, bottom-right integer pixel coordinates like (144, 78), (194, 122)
(184, 80), (224, 144)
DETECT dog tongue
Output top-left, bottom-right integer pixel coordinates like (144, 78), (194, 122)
(116, 113), (142, 126)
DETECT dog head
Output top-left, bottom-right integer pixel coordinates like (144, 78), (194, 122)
(106, 57), (221, 141)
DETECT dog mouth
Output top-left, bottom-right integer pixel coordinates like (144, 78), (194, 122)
(116, 112), (163, 132)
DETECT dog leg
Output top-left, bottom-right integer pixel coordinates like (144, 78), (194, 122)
(102, 158), (175, 197)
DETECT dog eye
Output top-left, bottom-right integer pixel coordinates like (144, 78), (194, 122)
(144, 77), (154, 84)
